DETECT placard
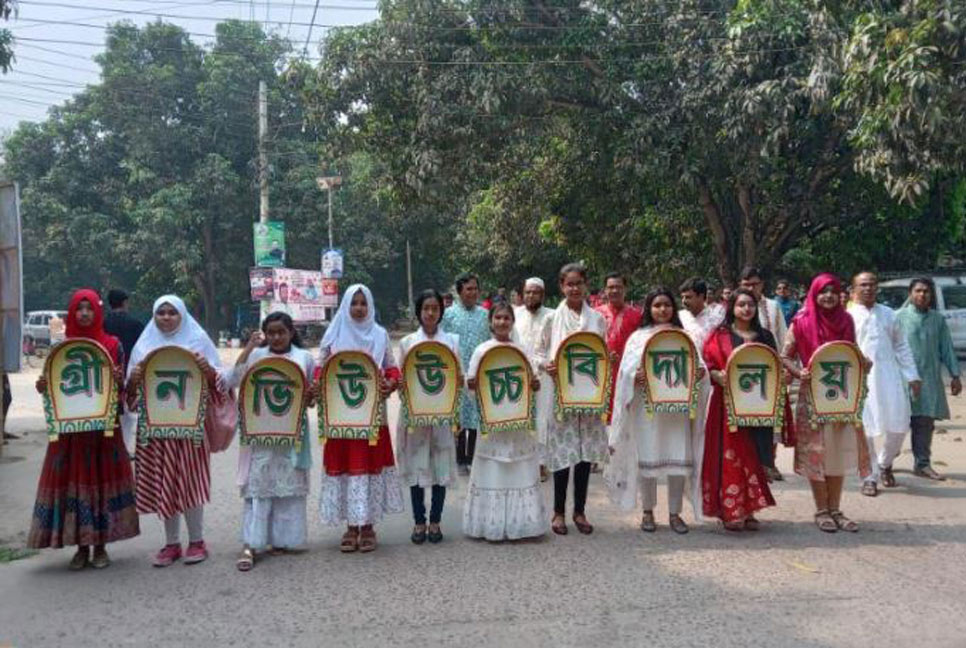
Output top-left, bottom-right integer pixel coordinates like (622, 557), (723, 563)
(318, 351), (382, 445)
(239, 356), (308, 449)
(553, 331), (611, 421)
(400, 341), (460, 432)
(806, 341), (867, 428)
(475, 344), (535, 435)
(641, 328), (701, 418)
(42, 339), (118, 441)
(724, 342), (785, 433)
(137, 346), (208, 446)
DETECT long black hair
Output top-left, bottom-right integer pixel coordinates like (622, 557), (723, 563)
(414, 288), (445, 328)
(262, 311), (303, 348)
(720, 288), (766, 336)
(641, 286), (684, 328)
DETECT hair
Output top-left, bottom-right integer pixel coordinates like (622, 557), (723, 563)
(414, 288), (444, 327)
(603, 271), (625, 286)
(722, 288), (766, 335)
(262, 311), (303, 348)
(488, 301), (516, 328)
(909, 276), (935, 308)
(852, 271), (877, 285)
(739, 266), (762, 282)
(776, 278), (792, 288)
(455, 273), (479, 295)
(678, 276), (707, 297)
(641, 287), (684, 329)
(558, 262), (588, 283)
(107, 289), (128, 308)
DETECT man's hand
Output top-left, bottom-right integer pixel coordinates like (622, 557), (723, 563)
(952, 377), (962, 397)
(909, 380), (922, 400)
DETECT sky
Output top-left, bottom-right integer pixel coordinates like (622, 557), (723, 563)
(0, 0), (379, 132)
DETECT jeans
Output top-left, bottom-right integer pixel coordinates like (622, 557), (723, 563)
(553, 461), (591, 515)
(411, 485), (446, 525)
(910, 416), (935, 470)
(456, 428), (477, 466)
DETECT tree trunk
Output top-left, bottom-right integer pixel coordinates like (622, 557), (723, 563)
(698, 181), (737, 282)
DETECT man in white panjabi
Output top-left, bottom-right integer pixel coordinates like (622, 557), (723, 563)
(848, 272), (921, 497)
(513, 278), (555, 477)
(678, 276), (723, 353)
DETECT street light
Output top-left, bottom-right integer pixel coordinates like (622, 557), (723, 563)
(316, 175), (342, 250)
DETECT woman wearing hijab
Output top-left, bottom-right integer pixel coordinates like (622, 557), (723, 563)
(318, 284), (404, 553)
(781, 274), (871, 533)
(28, 289), (140, 570)
(126, 295), (225, 566)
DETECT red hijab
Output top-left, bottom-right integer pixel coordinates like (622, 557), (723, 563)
(790, 273), (855, 364)
(65, 288), (121, 361)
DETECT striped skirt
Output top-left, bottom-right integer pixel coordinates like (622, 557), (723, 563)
(135, 437), (211, 519)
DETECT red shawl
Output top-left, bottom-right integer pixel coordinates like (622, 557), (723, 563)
(66, 288), (121, 363)
(790, 273), (855, 364)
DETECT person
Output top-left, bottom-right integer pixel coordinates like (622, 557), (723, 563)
(678, 276), (723, 352)
(595, 272), (643, 423)
(774, 279), (800, 326)
(104, 289), (145, 373)
(442, 292), (454, 310)
(512, 277), (555, 480)
(441, 273), (490, 475)
(701, 289), (779, 530)
(739, 267), (787, 347)
(318, 284), (404, 552)
(463, 303), (548, 541)
(397, 289), (460, 545)
(781, 274), (871, 533)
(510, 288), (524, 308)
(127, 295), (225, 566)
(227, 312), (316, 571)
(28, 289), (139, 569)
(606, 288), (709, 535)
(896, 277), (962, 481)
(539, 263), (609, 536)
(719, 282), (735, 309)
(848, 272), (921, 496)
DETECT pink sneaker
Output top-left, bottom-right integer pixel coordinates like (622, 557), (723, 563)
(153, 544), (182, 568)
(184, 540), (208, 565)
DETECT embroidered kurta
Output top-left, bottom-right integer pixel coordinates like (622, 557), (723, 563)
(441, 302), (490, 430)
(848, 303), (919, 437)
(759, 297), (788, 349)
(513, 305), (555, 448)
(896, 304), (961, 420)
(679, 305), (723, 355)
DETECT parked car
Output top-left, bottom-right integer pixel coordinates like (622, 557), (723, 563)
(23, 310), (67, 346)
(878, 276), (966, 355)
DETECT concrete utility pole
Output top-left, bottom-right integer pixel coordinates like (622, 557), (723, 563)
(406, 239), (414, 322)
(258, 80), (269, 224)
(316, 175), (342, 250)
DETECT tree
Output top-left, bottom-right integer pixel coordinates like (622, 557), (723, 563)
(1, 0), (14, 73)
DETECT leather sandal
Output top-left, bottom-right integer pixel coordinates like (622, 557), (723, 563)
(814, 509), (837, 533)
(90, 547), (110, 569)
(861, 481), (878, 497)
(668, 514), (689, 535)
(723, 521), (744, 531)
(743, 516), (760, 531)
(68, 547), (90, 571)
(881, 466), (897, 488)
(829, 510), (858, 533)
(551, 514), (568, 535)
(573, 514), (593, 535)
(359, 527), (377, 553)
(640, 511), (657, 533)
(340, 528), (360, 553)
(427, 524), (443, 544)
(236, 548), (254, 571)
(411, 525), (427, 545)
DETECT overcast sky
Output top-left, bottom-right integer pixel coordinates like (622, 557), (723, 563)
(0, 0), (378, 132)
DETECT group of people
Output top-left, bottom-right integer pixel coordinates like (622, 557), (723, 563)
(23, 264), (960, 571)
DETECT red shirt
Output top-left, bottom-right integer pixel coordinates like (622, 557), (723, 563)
(595, 302), (644, 358)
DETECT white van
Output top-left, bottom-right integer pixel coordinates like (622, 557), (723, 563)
(878, 276), (966, 355)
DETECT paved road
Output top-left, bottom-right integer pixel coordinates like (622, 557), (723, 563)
(2, 350), (966, 647)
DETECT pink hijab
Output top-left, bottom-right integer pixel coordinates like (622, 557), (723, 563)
(791, 273), (855, 364)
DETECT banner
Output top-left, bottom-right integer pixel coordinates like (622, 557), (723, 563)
(136, 346), (208, 446)
(724, 342), (786, 433)
(475, 344), (535, 435)
(249, 267), (275, 301)
(269, 268), (326, 323)
(238, 356), (307, 449)
(400, 341), (460, 431)
(253, 221), (285, 268)
(553, 331), (611, 421)
(318, 351), (382, 445)
(321, 248), (344, 279)
(806, 341), (867, 429)
(321, 278), (339, 308)
(42, 339), (118, 441)
(640, 329), (701, 418)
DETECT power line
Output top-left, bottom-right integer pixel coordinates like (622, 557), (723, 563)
(303, 0), (321, 56)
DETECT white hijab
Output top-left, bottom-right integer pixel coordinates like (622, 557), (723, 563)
(127, 294), (221, 378)
(319, 283), (388, 363)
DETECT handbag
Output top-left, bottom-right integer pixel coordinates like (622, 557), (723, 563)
(205, 385), (238, 453)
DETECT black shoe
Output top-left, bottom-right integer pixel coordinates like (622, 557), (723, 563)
(411, 526), (427, 545)
(427, 526), (443, 544)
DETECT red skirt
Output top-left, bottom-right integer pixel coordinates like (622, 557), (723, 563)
(324, 425), (396, 476)
(28, 429), (139, 548)
(135, 437), (211, 519)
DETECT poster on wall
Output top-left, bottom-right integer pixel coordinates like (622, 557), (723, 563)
(321, 248), (344, 279)
(253, 221), (286, 268)
(249, 267), (275, 301)
(269, 268), (326, 323)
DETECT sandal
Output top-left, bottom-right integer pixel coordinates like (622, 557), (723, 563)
(236, 548), (254, 572)
(270, 547), (286, 556)
(723, 521), (744, 532)
(829, 510), (858, 533)
(743, 516), (760, 531)
(90, 547), (110, 569)
(814, 509), (837, 533)
(572, 514), (593, 535)
(69, 547), (90, 571)
(640, 510), (657, 533)
(861, 481), (878, 497)
(551, 514), (568, 536)
(668, 514), (689, 535)
(359, 527), (377, 553)
(427, 524), (443, 544)
(340, 528), (360, 553)
(411, 525), (427, 545)
(881, 466), (897, 488)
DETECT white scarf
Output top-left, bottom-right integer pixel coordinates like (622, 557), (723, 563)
(550, 299), (604, 357)
(127, 294), (221, 378)
(319, 283), (388, 363)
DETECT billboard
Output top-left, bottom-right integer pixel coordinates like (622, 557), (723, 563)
(268, 268), (326, 323)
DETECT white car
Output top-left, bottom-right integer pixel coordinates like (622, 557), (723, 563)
(878, 276), (966, 355)
(23, 310), (67, 346)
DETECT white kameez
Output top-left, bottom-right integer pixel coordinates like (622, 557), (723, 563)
(227, 345), (316, 550)
(759, 297), (788, 349)
(679, 306), (723, 356)
(513, 305), (555, 454)
(395, 328), (461, 488)
(538, 302), (610, 472)
(604, 326), (710, 519)
(462, 340), (548, 540)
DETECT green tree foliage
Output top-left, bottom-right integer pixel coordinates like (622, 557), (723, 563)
(0, 0), (14, 73)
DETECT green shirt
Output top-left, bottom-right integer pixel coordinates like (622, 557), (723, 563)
(896, 304), (961, 419)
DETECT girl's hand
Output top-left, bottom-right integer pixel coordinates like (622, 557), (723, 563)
(695, 367), (706, 381)
(379, 376), (397, 397)
(127, 363), (145, 390)
(35, 376), (48, 394)
(304, 382), (319, 408)
(545, 361), (557, 377)
(113, 366), (125, 385)
(467, 377), (478, 391)
(532, 377), (541, 392)
(246, 331), (264, 351)
(710, 370), (726, 387)
(799, 368), (811, 381)
(195, 353), (213, 377)
(634, 366), (646, 387)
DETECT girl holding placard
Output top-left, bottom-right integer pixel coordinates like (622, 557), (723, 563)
(464, 303), (547, 541)
(606, 288), (709, 535)
(397, 289), (460, 545)
(228, 312), (316, 571)
(28, 289), (139, 569)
